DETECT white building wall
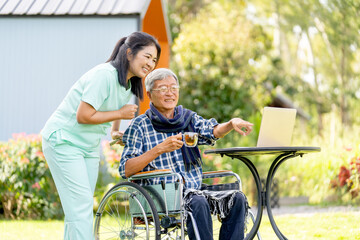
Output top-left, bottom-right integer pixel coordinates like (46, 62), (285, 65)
(0, 16), (139, 141)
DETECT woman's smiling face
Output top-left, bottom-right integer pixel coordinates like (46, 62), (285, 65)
(127, 44), (158, 80)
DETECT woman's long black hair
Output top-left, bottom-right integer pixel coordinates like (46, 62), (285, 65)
(107, 32), (161, 100)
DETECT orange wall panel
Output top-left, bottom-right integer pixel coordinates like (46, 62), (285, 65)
(140, 0), (170, 114)
(142, 0), (168, 42)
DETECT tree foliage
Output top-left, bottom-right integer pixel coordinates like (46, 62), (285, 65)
(249, 0), (360, 130)
(165, 0), (212, 40)
(171, 0), (275, 123)
(166, 0), (360, 204)
(167, 0), (360, 136)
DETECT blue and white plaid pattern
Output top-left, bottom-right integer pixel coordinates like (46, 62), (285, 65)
(119, 113), (219, 190)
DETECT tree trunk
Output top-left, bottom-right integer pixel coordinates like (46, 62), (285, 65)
(305, 31), (324, 136)
(340, 45), (349, 128)
(2, 192), (15, 219)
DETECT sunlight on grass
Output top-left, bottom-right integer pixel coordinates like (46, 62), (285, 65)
(1, 211), (360, 240)
(258, 212), (360, 240)
(0, 219), (64, 240)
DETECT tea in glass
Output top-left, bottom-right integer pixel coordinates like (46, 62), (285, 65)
(183, 132), (198, 147)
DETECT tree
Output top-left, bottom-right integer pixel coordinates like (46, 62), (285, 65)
(313, 0), (360, 127)
(168, 0), (360, 137)
(165, 0), (212, 40)
(171, 0), (274, 124)
(251, 0), (360, 132)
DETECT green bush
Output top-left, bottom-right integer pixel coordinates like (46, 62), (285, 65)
(101, 140), (123, 182)
(274, 124), (360, 205)
(93, 140), (125, 210)
(171, 0), (274, 123)
(0, 133), (62, 219)
(329, 145), (360, 203)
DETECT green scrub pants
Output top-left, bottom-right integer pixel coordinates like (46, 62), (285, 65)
(42, 131), (100, 240)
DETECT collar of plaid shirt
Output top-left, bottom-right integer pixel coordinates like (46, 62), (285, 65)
(145, 103), (202, 170)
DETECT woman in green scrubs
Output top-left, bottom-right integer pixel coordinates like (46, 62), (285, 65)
(41, 32), (161, 240)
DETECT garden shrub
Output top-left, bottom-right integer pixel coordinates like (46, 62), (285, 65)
(330, 145), (360, 203)
(273, 125), (360, 205)
(93, 140), (125, 210)
(101, 140), (123, 182)
(0, 133), (62, 219)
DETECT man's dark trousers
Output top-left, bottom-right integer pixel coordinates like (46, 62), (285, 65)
(186, 192), (246, 240)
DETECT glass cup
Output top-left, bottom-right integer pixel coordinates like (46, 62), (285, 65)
(183, 132), (198, 147)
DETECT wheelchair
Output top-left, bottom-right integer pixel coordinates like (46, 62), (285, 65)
(94, 169), (261, 240)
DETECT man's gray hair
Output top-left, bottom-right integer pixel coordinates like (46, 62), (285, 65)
(145, 68), (179, 91)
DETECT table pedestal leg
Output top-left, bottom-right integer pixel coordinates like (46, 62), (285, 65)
(235, 156), (264, 240)
(265, 152), (301, 240)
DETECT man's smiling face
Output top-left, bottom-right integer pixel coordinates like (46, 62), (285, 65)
(147, 76), (179, 117)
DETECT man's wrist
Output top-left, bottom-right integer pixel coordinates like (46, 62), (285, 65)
(153, 145), (164, 156)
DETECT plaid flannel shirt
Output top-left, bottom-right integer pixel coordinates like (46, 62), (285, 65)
(119, 112), (219, 190)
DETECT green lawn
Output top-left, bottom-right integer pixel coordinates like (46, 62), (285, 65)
(258, 212), (360, 240)
(1, 211), (360, 239)
(0, 219), (63, 240)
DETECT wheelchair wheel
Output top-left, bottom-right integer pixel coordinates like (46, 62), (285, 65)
(94, 182), (161, 240)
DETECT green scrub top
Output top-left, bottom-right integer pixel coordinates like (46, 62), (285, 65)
(41, 63), (133, 150)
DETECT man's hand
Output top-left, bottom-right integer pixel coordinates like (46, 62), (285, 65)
(157, 133), (184, 154)
(231, 118), (253, 136)
(124, 133), (184, 178)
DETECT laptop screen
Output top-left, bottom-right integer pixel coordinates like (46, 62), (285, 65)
(256, 107), (297, 147)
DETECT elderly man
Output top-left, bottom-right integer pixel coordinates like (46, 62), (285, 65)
(119, 68), (253, 240)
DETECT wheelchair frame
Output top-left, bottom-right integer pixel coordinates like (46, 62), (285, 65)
(94, 169), (261, 240)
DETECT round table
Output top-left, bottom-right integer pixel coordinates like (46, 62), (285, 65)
(204, 146), (321, 240)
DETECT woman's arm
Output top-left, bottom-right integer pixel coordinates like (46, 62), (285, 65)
(111, 120), (122, 138)
(76, 101), (138, 124)
(213, 118), (253, 138)
(111, 120), (121, 135)
(110, 120), (125, 145)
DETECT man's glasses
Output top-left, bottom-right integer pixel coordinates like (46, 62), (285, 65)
(152, 85), (180, 94)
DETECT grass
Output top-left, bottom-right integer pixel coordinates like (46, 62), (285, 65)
(1, 211), (360, 240)
(0, 219), (63, 240)
(258, 212), (360, 240)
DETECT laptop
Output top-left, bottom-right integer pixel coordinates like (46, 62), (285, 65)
(256, 107), (297, 147)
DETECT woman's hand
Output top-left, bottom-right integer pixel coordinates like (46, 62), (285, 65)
(111, 130), (125, 146)
(230, 118), (253, 136)
(118, 104), (138, 119)
(76, 102), (138, 124)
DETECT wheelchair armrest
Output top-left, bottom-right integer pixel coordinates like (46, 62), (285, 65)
(129, 169), (179, 181)
(203, 170), (237, 179)
(202, 170), (242, 191)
